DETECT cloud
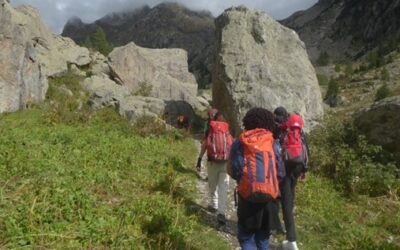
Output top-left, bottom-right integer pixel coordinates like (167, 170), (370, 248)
(11, 0), (318, 34)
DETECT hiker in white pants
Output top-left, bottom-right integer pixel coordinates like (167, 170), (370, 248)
(196, 108), (233, 226)
(207, 160), (229, 220)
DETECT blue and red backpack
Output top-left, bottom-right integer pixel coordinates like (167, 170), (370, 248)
(235, 128), (280, 202)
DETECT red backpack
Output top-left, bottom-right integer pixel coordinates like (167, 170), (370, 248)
(282, 114), (308, 166)
(207, 121), (233, 161)
(238, 129), (280, 202)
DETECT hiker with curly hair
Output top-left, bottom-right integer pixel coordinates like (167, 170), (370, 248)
(228, 107), (281, 250)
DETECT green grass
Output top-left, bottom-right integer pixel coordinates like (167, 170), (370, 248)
(295, 175), (400, 250)
(0, 107), (228, 249)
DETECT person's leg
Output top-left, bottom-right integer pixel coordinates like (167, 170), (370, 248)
(282, 164), (303, 243)
(238, 223), (256, 250)
(290, 165), (302, 203)
(207, 161), (218, 211)
(216, 162), (229, 216)
(281, 175), (296, 242)
(254, 230), (269, 250)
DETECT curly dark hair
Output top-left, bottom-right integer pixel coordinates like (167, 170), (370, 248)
(242, 107), (275, 131)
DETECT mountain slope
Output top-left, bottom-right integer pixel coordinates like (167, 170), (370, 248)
(282, 0), (400, 62)
(62, 3), (215, 87)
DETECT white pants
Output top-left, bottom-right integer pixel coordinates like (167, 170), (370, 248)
(207, 161), (229, 215)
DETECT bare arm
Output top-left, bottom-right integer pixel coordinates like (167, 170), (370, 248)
(198, 138), (207, 160)
(196, 138), (207, 171)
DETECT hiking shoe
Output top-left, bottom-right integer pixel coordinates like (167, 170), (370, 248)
(282, 240), (299, 250)
(207, 205), (217, 214)
(217, 213), (226, 226)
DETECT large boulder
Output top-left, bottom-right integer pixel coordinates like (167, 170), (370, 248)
(82, 75), (131, 108)
(82, 74), (197, 125)
(118, 96), (166, 122)
(0, 0), (90, 113)
(213, 6), (324, 135)
(108, 42), (202, 108)
(354, 96), (400, 163)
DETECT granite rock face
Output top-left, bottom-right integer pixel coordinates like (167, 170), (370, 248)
(0, 0), (90, 113)
(108, 42), (202, 110)
(213, 6), (324, 134)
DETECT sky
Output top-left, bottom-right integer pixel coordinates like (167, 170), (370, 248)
(11, 0), (318, 34)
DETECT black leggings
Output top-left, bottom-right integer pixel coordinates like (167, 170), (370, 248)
(280, 164), (303, 242)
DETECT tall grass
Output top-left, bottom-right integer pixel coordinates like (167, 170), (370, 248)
(0, 73), (229, 249)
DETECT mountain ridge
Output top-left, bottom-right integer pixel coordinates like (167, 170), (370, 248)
(62, 2), (215, 87)
(282, 0), (400, 62)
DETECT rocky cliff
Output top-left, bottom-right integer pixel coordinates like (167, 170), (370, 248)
(213, 6), (324, 135)
(0, 0), (90, 113)
(282, 0), (400, 62)
(62, 3), (215, 87)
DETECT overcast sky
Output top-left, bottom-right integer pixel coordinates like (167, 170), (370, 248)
(11, 0), (318, 34)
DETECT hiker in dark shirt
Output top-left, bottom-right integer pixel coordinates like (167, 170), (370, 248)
(228, 108), (281, 250)
(274, 107), (309, 250)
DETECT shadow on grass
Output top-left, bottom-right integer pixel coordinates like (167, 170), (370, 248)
(184, 199), (238, 237)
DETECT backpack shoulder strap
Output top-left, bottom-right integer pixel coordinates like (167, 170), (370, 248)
(229, 140), (244, 181)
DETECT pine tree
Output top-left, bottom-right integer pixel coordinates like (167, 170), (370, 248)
(324, 78), (340, 107)
(93, 27), (112, 56)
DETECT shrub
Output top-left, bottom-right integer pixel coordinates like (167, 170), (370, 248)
(309, 115), (400, 197)
(134, 81), (153, 97)
(381, 68), (390, 81)
(324, 78), (340, 107)
(133, 116), (167, 137)
(317, 74), (329, 86)
(375, 84), (392, 101)
(367, 51), (384, 69)
(344, 63), (353, 77)
(44, 71), (93, 125)
(358, 64), (368, 72)
(334, 64), (341, 72)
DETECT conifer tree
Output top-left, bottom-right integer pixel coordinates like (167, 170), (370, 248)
(93, 27), (112, 56)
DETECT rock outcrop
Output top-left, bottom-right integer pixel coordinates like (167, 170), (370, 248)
(355, 96), (400, 163)
(213, 6), (324, 135)
(81, 41), (204, 124)
(0, 0), (90, 113)
(108, 42), (201, 109)
(62, 3), (215, 86)
(82, 74), (197, 125)
(282, 0), (400, 62)
(82, 75), (131, 108)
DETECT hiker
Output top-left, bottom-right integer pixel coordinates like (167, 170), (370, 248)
(228, 108), (282, 250)
(196, 108), (233, 226)
(177, 115), (190, 131)
(274, 107), (309, 250)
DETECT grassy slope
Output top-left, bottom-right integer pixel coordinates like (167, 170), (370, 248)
(296, 175), (400, 250)
(0, 108), (229, 249)
(310, 51), (400, 249)
(1, 71), (399, 249)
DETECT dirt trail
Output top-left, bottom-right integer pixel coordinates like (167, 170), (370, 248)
(193, 139), (280, 250)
